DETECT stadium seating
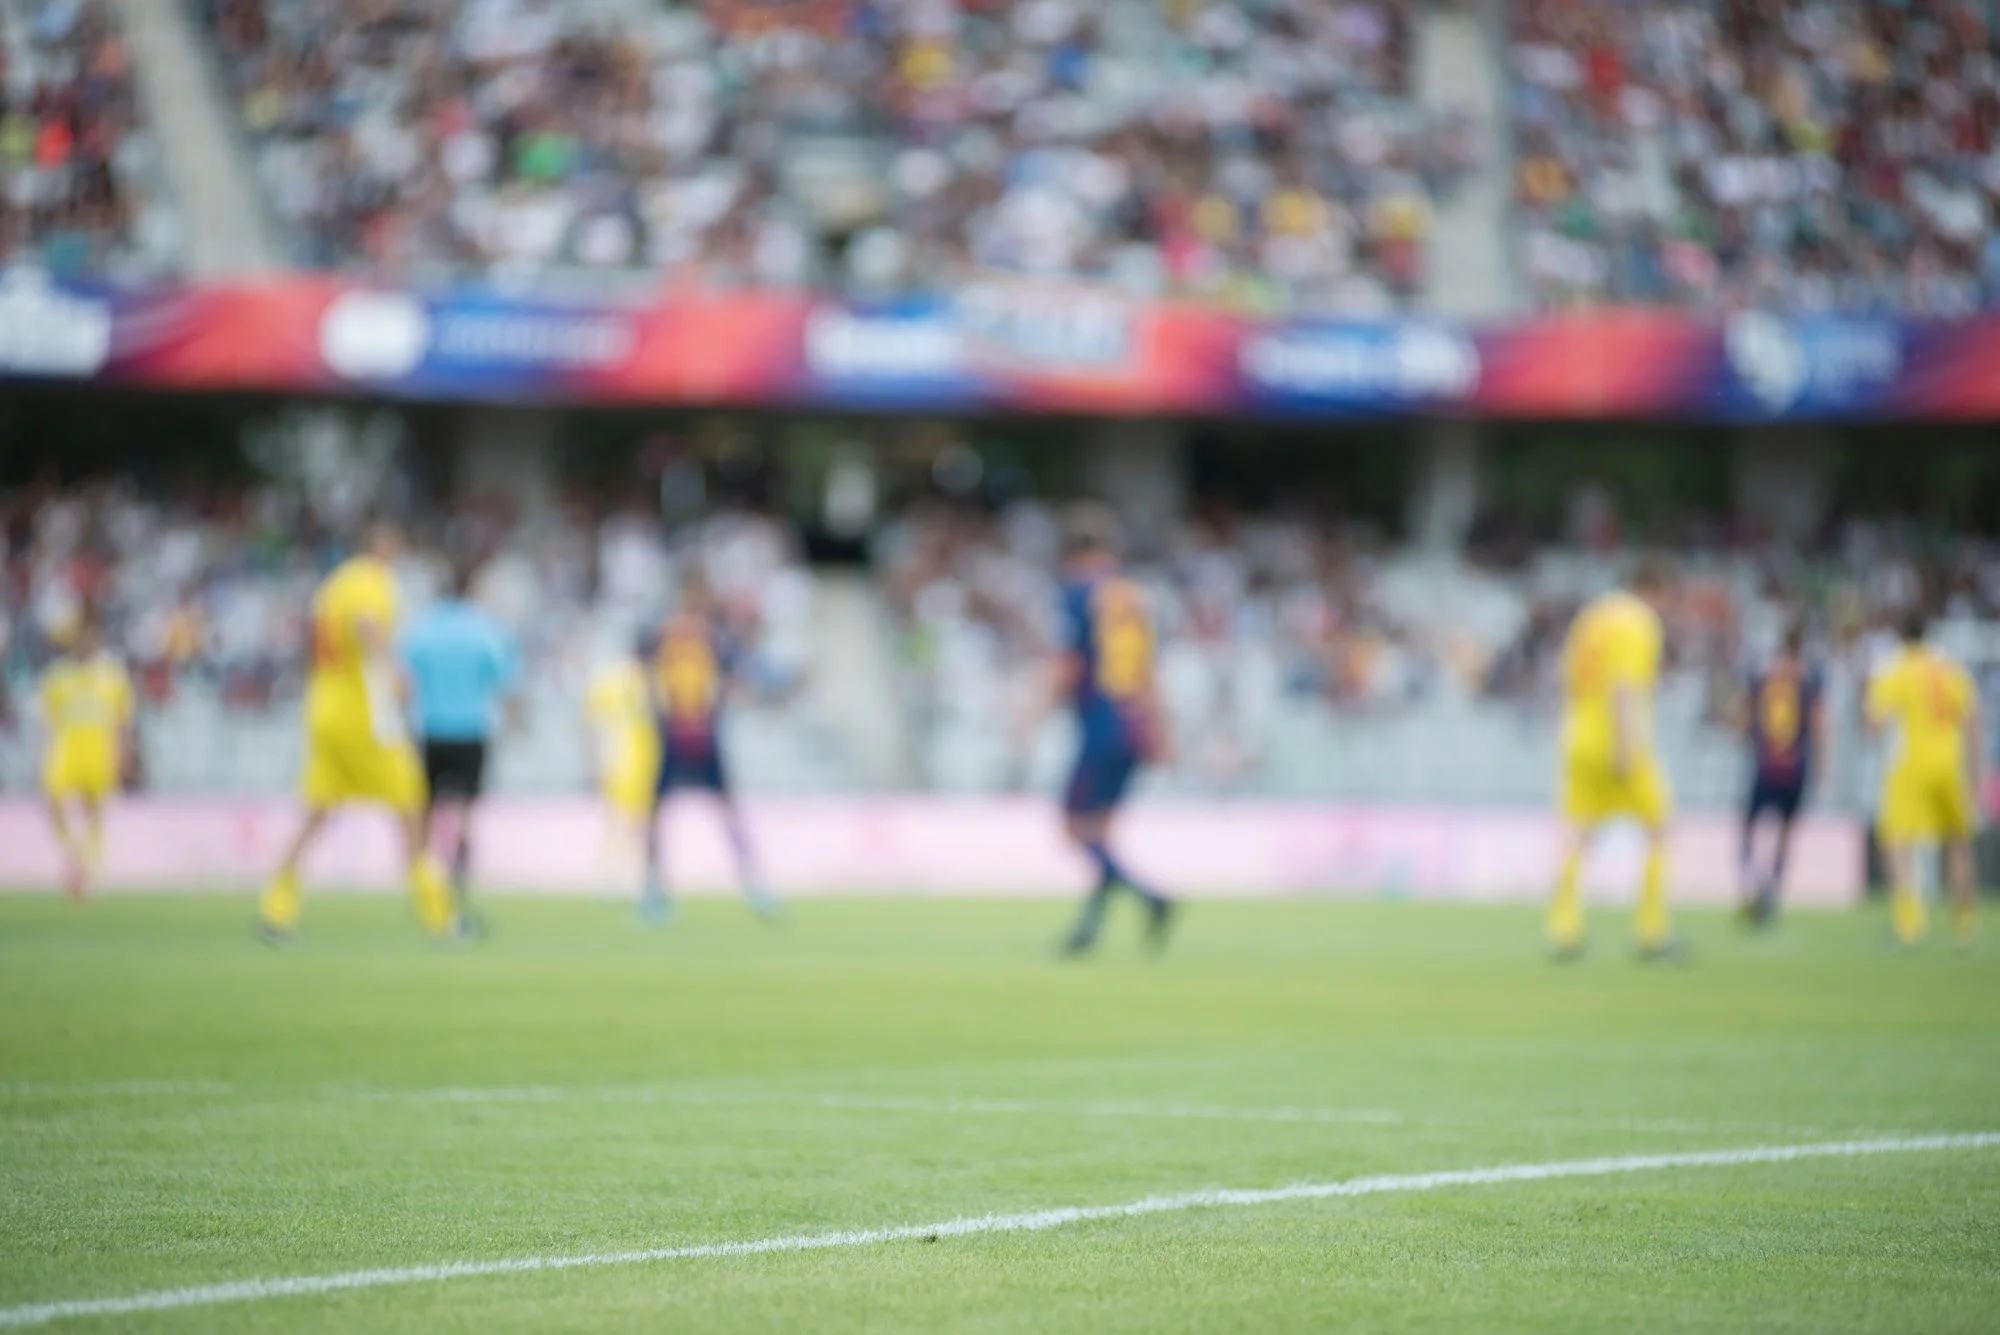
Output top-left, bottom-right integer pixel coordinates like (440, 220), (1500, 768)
(195, 0), (1470, 310)
(0, 0), (177, 277)
(1510, 0), (2000, 313)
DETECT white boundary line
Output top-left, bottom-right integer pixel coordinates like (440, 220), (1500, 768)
(2, 1133), (1993, 1329)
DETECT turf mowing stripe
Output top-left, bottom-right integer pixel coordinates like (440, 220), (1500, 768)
(3, 1133), (1995, 1329)
(364, 1086), (1410, 1125)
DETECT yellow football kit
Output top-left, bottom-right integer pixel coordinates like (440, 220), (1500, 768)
(41, 652), (133, 802)
(1558, 590), (1672, 828)
(587, 658), (660, 820)
(299, 555), (424, 814)
(261, 554), (451, 938)
(1549, 589), (1673, 953)
(1869, 646), (1977, 845)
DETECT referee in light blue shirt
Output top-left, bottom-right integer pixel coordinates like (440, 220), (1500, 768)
(401, 558), (519, 926)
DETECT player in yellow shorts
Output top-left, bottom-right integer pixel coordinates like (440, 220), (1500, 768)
(1547, 557), (1680, 960)
(584, 644), (661, 881)
(39, 613), (134, 898)
(257, 516), (455, 942)
(1867, 609), (1986, 946)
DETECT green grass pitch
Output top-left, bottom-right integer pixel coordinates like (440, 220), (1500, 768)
(3, 893), (1999, 1333)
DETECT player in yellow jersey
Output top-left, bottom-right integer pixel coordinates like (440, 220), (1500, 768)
(1547, 557), (1681, 961)
(257, 517), (455, 942)
(39, 612), (134, 898)
(1866, 609), (1985, 946)
(584, 640), (661, 881)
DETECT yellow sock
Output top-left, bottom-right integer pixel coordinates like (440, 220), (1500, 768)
(1890, 883), (1927, 946)
(1547, 852), (1585, 949)
(410, 855), (456, 936)
(259, 870), (302, 932)
(84, 822), (104, 872)
(1634, 846), (1670, 949)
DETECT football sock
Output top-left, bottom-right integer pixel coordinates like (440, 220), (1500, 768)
(259, 869), (302, 932)
(450, 827), (472, 903)
(1768, 824), (1792, 898)
(1085, 839), (1164, 908)
(1066, 883), (1113, 948)
(1547, 851), (1584, 948)
(1635, 846), (1670, 948)
(1891, 882), (1928, 946)
(84, 818), (104, 873)
(409, 855), (456, 937)
(721, 807), (766, 895)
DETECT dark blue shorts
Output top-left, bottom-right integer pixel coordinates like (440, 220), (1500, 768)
(1063, 739), (1141, 816)
(1745, 771), (1806, 823)
(657, 741), (728, 796)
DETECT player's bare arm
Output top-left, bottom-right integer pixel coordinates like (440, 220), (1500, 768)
(1967, 699), (1987, 828)
(1611, 683), (1641, 778)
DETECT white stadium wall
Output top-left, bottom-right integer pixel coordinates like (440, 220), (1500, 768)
(0, 799), (1865, 907)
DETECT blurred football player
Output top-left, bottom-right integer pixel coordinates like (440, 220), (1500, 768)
(39, 610), (133, 897)
(1547, 556), (1680, 961)
(1735, 621), (1825, 926)
(585, 633), (661, 882)
(1039, 505), (1175, 956)
(639, 572), (777, 925)
(257, 516), (455, 942)
(402, 556), (519, 932)
(1867, 608), (1985, 947)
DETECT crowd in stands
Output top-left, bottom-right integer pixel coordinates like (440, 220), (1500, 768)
(0, 0), (175, 278)
(199, 0), (1473, 312)
(1512, 0), (2000, 314)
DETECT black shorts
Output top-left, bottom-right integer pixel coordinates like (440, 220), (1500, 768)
(1745, 771), (1806, 824)
(422, 738), (488, 803)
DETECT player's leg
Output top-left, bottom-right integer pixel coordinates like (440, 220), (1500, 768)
(259, 807), (329, 937)
(1633, 822), (1675, 956)
(1941, 772), (1978, 945)
(1631, 760), (1677, 957)
(1547, 820), (1592, 957)
(1738, 780), (1769, 918)
(713, 755), (780, 920)
(1944, 837), (1978, 945)
(1061, 745), (1169, 954)
(42, 746), (85, 894)
(1879, 772), (1929, 946)
(1884, 837), (1926, 945)
(382, 745), (455, 938)
(1548, 757), (1596, 955)
(77, 793), (106, 889)
(393, 801), (457, 938)
(638, 763), (675, 926)
(1760, 784), (1803, 923)
(1060, 809), (1117, 955)
(44, 795), (83, 896)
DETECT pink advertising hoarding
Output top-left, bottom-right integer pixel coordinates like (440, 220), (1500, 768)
(0, 798), (1863, 907)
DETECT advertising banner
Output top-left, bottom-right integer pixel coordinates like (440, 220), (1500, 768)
(6, 266), (1998, 421)
(0, 797), (1863, 907)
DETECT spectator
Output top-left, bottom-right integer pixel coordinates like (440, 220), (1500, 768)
(205, 0), (1473, 309)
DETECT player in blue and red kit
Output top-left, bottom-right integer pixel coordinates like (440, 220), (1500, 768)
(1041, 507), (1176, 956)
(1737, 622), (1826, 926)
(638, 574), (778, 926)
